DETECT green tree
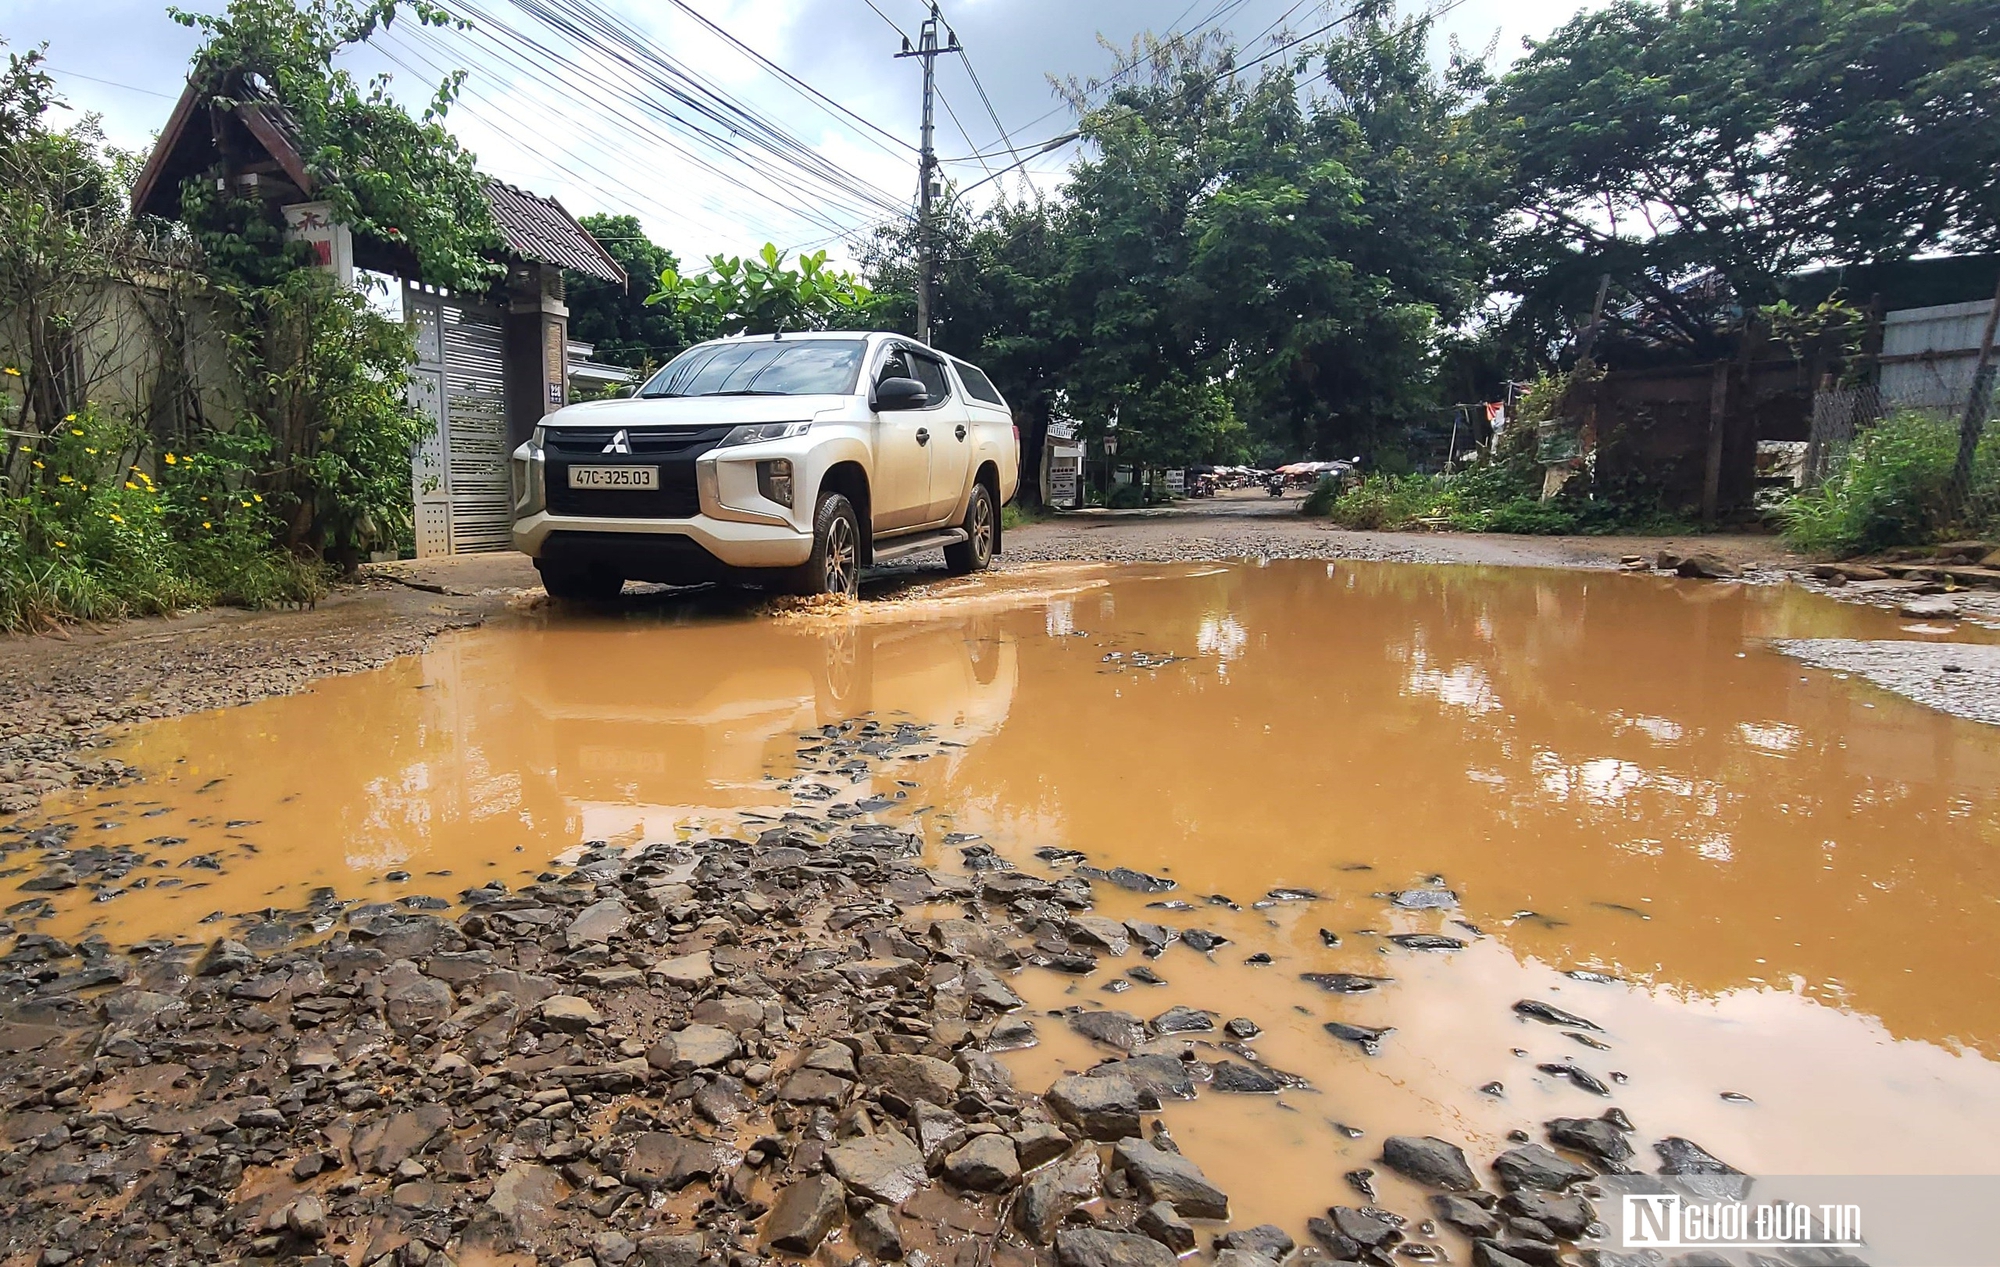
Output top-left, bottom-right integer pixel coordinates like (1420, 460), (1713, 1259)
(1492, 0), (2000, 358)
(169, 0), (501, 564)
(568, 213), (711, 370)
(645, 242), (874, 335)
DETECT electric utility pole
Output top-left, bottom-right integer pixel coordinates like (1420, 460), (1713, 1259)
(895, 4), (955, 345)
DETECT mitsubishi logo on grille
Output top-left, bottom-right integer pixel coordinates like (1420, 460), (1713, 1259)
(602, 429), (632, 454)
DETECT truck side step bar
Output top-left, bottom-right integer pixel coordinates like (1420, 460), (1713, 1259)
(870, 528), (968, 563)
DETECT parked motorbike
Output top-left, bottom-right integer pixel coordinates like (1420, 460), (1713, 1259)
(1265, 476), (1286, 497)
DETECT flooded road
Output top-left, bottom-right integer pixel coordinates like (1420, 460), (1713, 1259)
(9, 559), (2000, 1237)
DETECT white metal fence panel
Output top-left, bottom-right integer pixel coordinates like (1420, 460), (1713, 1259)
(1882, 300), (1993, 403)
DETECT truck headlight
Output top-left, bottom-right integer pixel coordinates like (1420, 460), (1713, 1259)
(719, 420), (811, 447)
(757, 459), (794, 507)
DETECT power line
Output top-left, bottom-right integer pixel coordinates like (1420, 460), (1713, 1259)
(658, 0), (915, 157)
(44, 66), (178, 99)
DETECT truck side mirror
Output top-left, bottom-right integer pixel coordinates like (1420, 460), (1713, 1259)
(874, 377), (930, 411)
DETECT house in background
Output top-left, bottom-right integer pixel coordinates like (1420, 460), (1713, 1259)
(567, 340), (640, 398)
(130, 72), (627, 557)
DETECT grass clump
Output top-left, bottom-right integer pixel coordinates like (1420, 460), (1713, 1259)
(1779, 409), (1998, 556)
(1, 409), (324, 633)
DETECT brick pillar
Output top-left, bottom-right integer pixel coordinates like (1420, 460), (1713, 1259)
(504, 262), (569, 451)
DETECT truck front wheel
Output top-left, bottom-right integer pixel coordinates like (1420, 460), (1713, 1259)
(945, 483), (996, 575)
(786, 491), (861, 598)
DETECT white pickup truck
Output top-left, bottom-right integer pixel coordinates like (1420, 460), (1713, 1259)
(511, 331), (1018, 599)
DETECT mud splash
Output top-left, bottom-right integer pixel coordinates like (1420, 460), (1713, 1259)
(10, 559), (2000, 1235)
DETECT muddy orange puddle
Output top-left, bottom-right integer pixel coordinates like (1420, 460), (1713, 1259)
(11, 560), (2000, 1235)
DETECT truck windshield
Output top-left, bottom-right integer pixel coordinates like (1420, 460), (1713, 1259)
(639, 340), (866, 398)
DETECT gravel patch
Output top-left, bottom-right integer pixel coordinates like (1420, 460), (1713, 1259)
(1775, 639), (2000, 725)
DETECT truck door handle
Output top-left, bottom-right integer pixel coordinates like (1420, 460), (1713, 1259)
(915, 428), (930, 446)
(955, 424), (967, 441)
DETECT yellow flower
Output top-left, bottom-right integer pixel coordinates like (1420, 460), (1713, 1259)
(2, 367), (19, 377)
(108, 513), (124, 524)
(201, 521), (212, 529)
(64, 414), (75, 422)
(199, 495), (208, 502)
(125, 481), (138, 490)
(240, 499), (251, 508)
(52, 540), (66, 549)
(31, 460), (43, 469)
(252, 493), (263, 503)
(58, 474), (72, 484)
(84, 446), (98, 455)
(163, 453), (177, 465)
(70, 429), (83, 437)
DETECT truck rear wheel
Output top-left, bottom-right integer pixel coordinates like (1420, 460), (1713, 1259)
(945, 483), (996, 575)
(536, 559), (624, 601)
(785, 491), (861, 598)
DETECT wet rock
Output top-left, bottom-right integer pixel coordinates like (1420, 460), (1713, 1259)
(1387, 933), (1466, 951)
(484, 1162), (565, 1242)
(1056, 1228), (1177, 1267)
(1391, 888), (1458, 910)
(827, 1132), (927, 1205)
(1512, 999), (1601, 1030)
(1150, 1005), (1214, 1034)
(1180, 929), (1228, 953)
(859, 1052), (963, 1105)
(382, 961), (453, 1033)
(1090, 1054), (1200, 1101)
(1312, 1206), (1404, 1259)
(638, 1233), (705, 1267)
(1224, 1016), (1260, 1038)
(1431, 1194), (1502, 1237)
(19, 866), (77, 892)
(1492, 1144), (1593, 1191)
(1112, 1136), (1229, 1218)
(1654, 1136), (1740, 1175)
(1537, 1060), (1611, 1096)
(650, 950), (714, 988)
(1215, 1253), (1279, 1267)
(654, 1023), (739, 1070)
(853, 1205), (903, 1259)
(1302, 972), (1392, 994)
(1068, 1009), (1146, 1051)
(1382, 1136), (1478, 1191)
(1502, 1190), (1593, 1239)
(540, 994), (603, 1031)
(1471, 1241), (1542, 1267)
(565, 897), (632, 948)
(623, 1133), (739, 1191)
(966, 965), (1026, 1011)
(1216, 1225), (1295, 1259)
(1675, 553), (1740, 580)
(352, 1105), (451, 1174)
(1012, 1122), (1071, 1169)
(1136, 1200), (1196, 1252)
(196, 938), (256, 976)
(1210, 1061), (1284, 1094)
(1126, 921), (1174, 953)
(1324, 1020), (1394, 1054)
(761, 1173), (846, 1253)
(1077, 866), (1176, 894)
(778, 1068), (850, 1107)
(944, 1133), (1021, 1191)
(1070, 915), (1132, 955)
(1048, 1072), (1156, 1140)
(1546, 1115), (1634, 1165)
(1017, 1149), (1105, 1242)
(285, 1193), (328, 1240)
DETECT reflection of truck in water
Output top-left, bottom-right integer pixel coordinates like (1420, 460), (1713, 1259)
(497, 606), (1018, 829)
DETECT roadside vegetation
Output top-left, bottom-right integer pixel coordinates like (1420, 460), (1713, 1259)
(0, 0), (496, 630)
(1780, 410), (2000, 557)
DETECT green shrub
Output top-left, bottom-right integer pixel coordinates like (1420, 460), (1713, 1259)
(1780, 409), (1993, 556)
(0, 407), (323, 632)
(1106, 482), (1145, 509)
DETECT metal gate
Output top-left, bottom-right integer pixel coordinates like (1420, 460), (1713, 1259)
(407, 283), (511, 556)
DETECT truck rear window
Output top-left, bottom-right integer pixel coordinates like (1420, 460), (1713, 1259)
(953, 359), (1007, 407)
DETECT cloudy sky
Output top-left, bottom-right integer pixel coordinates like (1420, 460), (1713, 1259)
(0, 0), (1600, 267)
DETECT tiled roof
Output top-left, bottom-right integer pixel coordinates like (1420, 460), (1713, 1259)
(484, 180), (627, 287)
